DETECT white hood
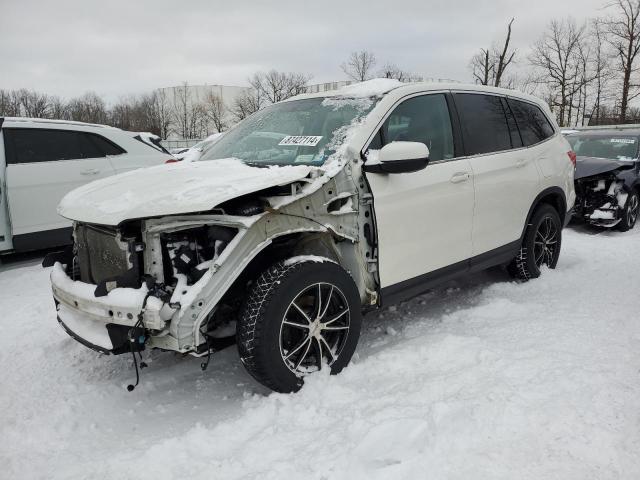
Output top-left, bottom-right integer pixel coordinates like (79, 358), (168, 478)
(58, 158), (312, 225)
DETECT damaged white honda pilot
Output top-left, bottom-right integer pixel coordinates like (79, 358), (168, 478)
(45, 79), (576, 393)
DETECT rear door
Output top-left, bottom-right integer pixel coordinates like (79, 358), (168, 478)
(3, 128), (116, 236)
(364, 93), (475, 289)
(453, 92), (542, 256)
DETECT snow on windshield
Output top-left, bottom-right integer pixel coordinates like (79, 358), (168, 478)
(199, 96), (376, 168)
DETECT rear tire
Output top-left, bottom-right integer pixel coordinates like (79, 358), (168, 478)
(237, 258), (362, 393)
(617, 191), (639, 232)
(509, 204), (562, 281)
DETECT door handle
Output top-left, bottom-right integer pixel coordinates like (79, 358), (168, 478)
(450, 172), (471, 184)
(515, 159), (526, 168)
(81, 169), (100, 175)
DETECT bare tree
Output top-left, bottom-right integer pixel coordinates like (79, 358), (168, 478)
(48, 95), (68, 119)
(341, 50), (377, 82)
(231, 89), (264, 122)
(603, 0), (640, 122)
(171, 82), (206, 139)
(67, 92), (108, 124)
(249, 70), (310, 104)
(587, 19), (615, 124)
(530, 19), (587, 126)
(0, 89), (22, 116)
(203, 92), (228, 133)
(470, 18), (516, 87)
(18, 89), (50, 118)
(378, 63), (415, 81)
(149, 90), (172, 139)
(495, 18), (516, 87)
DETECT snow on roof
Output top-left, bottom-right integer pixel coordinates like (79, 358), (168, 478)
(331, 78), (404, 97)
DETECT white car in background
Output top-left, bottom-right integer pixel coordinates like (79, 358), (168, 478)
(0, 117), (174, 253)
(169, 132), (225, 162)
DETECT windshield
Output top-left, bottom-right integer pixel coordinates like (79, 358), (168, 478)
(567, 134), (639, 161)
(199, 97), (375, 166)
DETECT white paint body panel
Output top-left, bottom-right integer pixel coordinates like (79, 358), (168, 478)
(367, 158), (474, 287)
(469, 147), (541, 256)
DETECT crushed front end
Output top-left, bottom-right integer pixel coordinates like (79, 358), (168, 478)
(47, 217), (242, 356)
(573, 158), (635, 227)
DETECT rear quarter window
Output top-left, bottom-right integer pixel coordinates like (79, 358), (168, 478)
(507, 99), (555, 146)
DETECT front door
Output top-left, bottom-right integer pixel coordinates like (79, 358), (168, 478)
(364, 93), (475, 289)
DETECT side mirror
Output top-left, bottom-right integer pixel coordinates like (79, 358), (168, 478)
(363, 141), (430, 174)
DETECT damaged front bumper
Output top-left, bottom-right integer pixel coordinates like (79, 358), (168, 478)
(574, 177), (628, 227)
(50, 263), (169, 354)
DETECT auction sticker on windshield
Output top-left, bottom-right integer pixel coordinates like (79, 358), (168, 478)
(278, 135), (323, 146)
(610, 138), (636, 144)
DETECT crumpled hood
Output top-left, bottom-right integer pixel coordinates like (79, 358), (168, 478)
(58, 158), (312, 226)
(574, 156), (635, 180)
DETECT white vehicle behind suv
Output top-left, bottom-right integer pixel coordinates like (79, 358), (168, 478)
(0, 118), (173, 253)
(45, 80), (576, 393)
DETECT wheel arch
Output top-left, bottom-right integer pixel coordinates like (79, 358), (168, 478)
(521, 187), (567, 240)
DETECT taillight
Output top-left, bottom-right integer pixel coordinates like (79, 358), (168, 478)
(165, 158), (179, 164)
(567, 151), (577, 167)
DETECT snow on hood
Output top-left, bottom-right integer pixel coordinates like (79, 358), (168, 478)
(58, 159), (312, 225)
(574, 156), (636, 180)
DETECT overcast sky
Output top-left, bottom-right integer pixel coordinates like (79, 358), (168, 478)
(0, 0), (610, 102)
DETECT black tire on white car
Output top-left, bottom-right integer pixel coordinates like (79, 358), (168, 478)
(237, 258), (362, 393)
(617, 190), (639, 232)
(509, 204), (562, 281)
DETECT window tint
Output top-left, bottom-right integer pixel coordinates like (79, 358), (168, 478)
(508, 98), (555, 146)
(454, 93), (511, 155)
(88, 133), (125, 156)
(373, 94), (454, 161)
(3, 129), (124, 164)
(502, 98), (523, 149)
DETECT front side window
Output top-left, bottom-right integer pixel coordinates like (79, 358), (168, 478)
(508, 98), (555, 146)
(454, 93), (511, 155)
(369, 94), (455, 161)
(200, 97), (376, 166)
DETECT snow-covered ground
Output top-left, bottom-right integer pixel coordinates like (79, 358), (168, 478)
(1, 225), (639, 480)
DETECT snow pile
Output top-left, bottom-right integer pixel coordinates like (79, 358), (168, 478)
(1, 226), (640, 479)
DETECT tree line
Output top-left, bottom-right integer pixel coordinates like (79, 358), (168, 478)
(3, 0), (640, 136)
(468, 0), (640, 127)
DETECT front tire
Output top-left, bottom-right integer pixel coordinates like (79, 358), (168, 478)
(237, 258), (362, 393)
(617, 190), (639, 232)
(509, 204), (562, 281)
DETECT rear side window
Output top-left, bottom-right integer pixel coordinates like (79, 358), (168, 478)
(3, 129), (124, 164)
(372, 94), (455, 161)
(454, 93), (511, 155)
(507, 99), (555, 146)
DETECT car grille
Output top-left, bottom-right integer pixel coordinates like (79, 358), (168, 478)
(74, 223), (140, 287)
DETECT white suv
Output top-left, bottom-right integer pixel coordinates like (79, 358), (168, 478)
(0, 117), (173, 253)
(46, 80), (576, 393)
